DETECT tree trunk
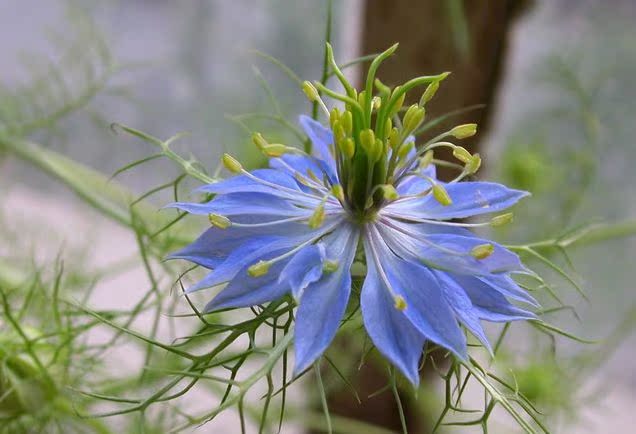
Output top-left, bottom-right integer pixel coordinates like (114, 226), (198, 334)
(317, 1), (530, 433)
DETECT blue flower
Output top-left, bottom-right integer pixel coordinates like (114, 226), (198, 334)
(168, 63), (537, 384)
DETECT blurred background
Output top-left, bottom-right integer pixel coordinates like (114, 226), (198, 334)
(1, 0), (635, 433)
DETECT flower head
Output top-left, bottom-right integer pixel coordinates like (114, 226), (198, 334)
(168, 45), (537, 384)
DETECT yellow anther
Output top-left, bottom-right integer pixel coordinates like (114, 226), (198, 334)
(432, 184), (452, 206)
(450, 123), (478, 139)
(308, 201), (326, 229)
(331, 184), (345, 202)
(420, 80), (440, 105)
(452, 146), (472, 164)
(359, 129), (376, 151)
(301, 80), (320, 101)
(357, 90), (367, 107)
(388, 127), (401, 150)
(329, 107), (341, 129)
(397, 141), (414, 160)
(323, 260), (339, 274)
(222, 153), (243, 173)
(379, 184), (399, 201)
(394, 295), (407, 311)
(339, 137), (355, 159)
(491, 212), (514, 227)
(471, 243), (494, 260)
(261, 144), (288, 157)
(402, 104), (425, 133)
(306, 169), (321, 184)
(372, 96), (382, 110)
(247, 260), (270, 277)
(208, 213), (231, 229)
(341, 110), (353, 135)
(388, 86), (406, 118)
(252, 132), (268, 150)
(383, 118), (393, 139)
(419, 150), (434, 169)
(466, 153), (482, 174)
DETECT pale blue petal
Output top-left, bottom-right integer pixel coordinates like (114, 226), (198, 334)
(299, 115), (336, 170)
(377, 221), (524, 275)
(478, 274), (540, 307)
(194, 169), (303, 198)
(279, 244), (325, 300)
(205, 258), (291, 311)
(294, 224), (360, 374)
(386, 182), (529, 220)
(366, 231), (468, 360)
(270, 154), (338, 185)
(435, 271), (492, 353)
(451, 275), (537, 322)
(168, 192), (310, 220)
(360, 252), (425, 385)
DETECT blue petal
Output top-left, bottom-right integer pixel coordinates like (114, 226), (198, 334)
(477, 274), (539, 307)
(167, 220), (319, 269)
(270, 154), (338, 186)
(168, 192), (310, 220)
(186, 236), (289, 293)
(360, 251), (425, 385)
(299, 115), (336, 170)
(204, 258), (291, 311)
(451, 275), (537, 322)
(377, 221), (524, 275)
(194, 169), (304, 199)
(279, 244), (325, 300)
(294, 224), (360, 374)
(386, 182), (529, 220)
(365, 231), (468, 360)
(435, 271), (492, 353)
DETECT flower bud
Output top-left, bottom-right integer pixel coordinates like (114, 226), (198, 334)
(471, 243), (494, 260)
(432, 184), (452, 206)
(301, 80), (319, 101)
(208, 213), (231, 229)
(372, 96), (382, 110)
(222, 153), (243, 173)
(248, 260), (270, 277)
(450, 123), (478, 139)
(491, 212), (514, 227)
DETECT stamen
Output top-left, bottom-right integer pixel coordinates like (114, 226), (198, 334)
(331, 184), (344, 202)
(302, 81), (330, 116)
(393, 295), (408, 311)
(222, 153), (243, 173)
(452, 146), (472, 164)
(471, 244), (494, 260)
(449, 123), (478, 139)
(419, 80), (440, 105)
(490, 212), (514, 227)
(323, 260), (338, 273)
(432, 183), (452, 206)
(308, 197), (327, 229)
(208, 213), (231, 229)
(248, 260), (270, 277)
